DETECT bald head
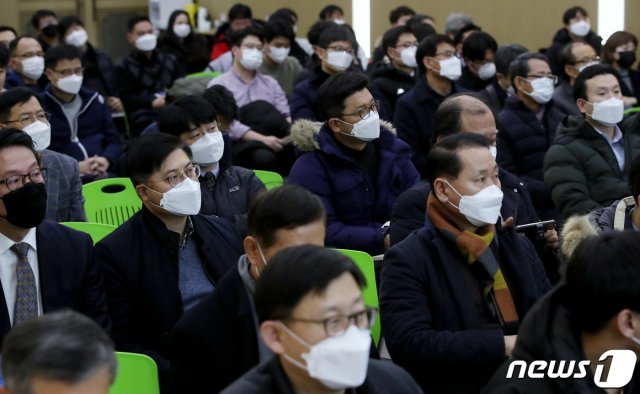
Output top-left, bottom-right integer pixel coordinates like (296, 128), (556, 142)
(434, 93), (498, 145)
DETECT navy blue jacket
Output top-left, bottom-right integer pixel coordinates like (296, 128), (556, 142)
(290, 66), (332, 122)
(4, 69), (46, 94)
(497, 96), (565, 220)
(380, 214), (551, 394)
(288, 122), (419, 255)
(43, 86), (123, 165)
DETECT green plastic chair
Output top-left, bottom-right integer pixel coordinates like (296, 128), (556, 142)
(185, 71), (221, 79)
(253, 170), (284, 190)
(624, 106), (640, 115)
(82, 178), (142, 226)
(336, 249), (382, 347)
(110, 352), (160, 394)
(61, 222), (117, 244)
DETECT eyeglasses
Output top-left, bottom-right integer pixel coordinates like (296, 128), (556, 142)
(15, 51), (44, 59)
(0, 168), (46, 191)
(241, 43), (263, 51)
(526, 74), (558, 84)
(340, 100), (380, 120)
(5, 112), (51, 125)
(165, 164), (201, 188)
(327, 45), (354, 54)
(396, 42), (418, 49)
(53, 67), (84, 77)
(434, 50), (458, 59)
(286, 307), (377, 337)
(575, 56), (600, 65)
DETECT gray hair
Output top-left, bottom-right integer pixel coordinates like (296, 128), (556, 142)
(445, 13), (474, 35)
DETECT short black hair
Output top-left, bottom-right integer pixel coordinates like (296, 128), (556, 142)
(319, 5), (343, 21)
(255, 245), (366, 323)
(229, 26), (263, 47)
(564, 231), (640, 333)
(462, 31), (497, 62)
(308, 21), (335, 46)
(416, 34), (454, 74)
(425, 133), (491, 191)
(316, 72), (369, 121)
(229, 3), (252, 21)
(0, 45), (9, 68)
(454, 23), (481, 47)
(631, 155), (640, 200)
(0, 128), (40, 166)
(157, 95), (216, 137)
(563, 6), (588, 25)
(263, 19), (294, 44)
(127, 15), (151, 32)
(0, 26), (17, 37)
(317, 25), (355, 50)
(202, 85), (239, 123)
(44, 44), (81, 70)
(127, 133), (192, 186)
(495, 44), (528, 76)
(269, 8), (298, 25)
(408, 17), (436, 42)
(573, 63), (621, 102)
(382, 25), (413, 54)
(0, 88), (44, 123)
(57, 16), (84, 39)
(509, 52), (549, 90)
(247, 185), (325, 248)
(31, 9), (57, 30)
(389, 6), (415, 25)
(434, 92), (496, 144)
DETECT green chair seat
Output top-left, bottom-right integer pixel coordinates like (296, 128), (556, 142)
(109, 352), (160, 394)
(253, 170), (284, 190)
(82, 178), (142, 227)
(61, 222), (117, 244)
(185, 71), (221, 79)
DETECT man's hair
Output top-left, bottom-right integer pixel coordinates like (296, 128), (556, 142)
(445, 13), (473, 36)
(407, 16), (436, 42)
(316, 72), (369, 121)
(0, 45), (9, 68)
(229, 3), (252, 21)
(0, 128), (40, 166)
(495, 44), (528, 76)
(202, 85), (239, 122)
(157, 95), (216, 137)
(454, 23), (481, 47)
(263, 19), (294, 44)
(229, 26), (263, 48)
(307, 21), (335, 47)
(629, 155), (640, 200)
(8, 36), (38, 57)
(564, 232), (640, 333)
(382, 25), (413, 54)
(509, 52), (549, 90)
(269, 8), (298, 25)
(127, 15), (151, 32)
(1, 310), (116, 394)
(0, 26), (17, 37)
(44, 44), (81, 70)
(0, 88), (44, 123)
(433, 92), (496, 144)
(57, 16), (84, 39)
(416, 34), (454, 74)
(255, 245), (366, 323)
(558, 42), (582, 80)
(319, 5), (343, 20)
(389, 6), (415, 25)
(462, 31), (497, 62)
(573, 63), (621, 102)
(247, 185), (325, 248)
(317, 25), (355, 50)
(425, 133), (491, 191)
(563, 6), (588, 25)
(127, 133), (192, 186)
(602, 31), (638, 65)
(31, 9), (57, 30)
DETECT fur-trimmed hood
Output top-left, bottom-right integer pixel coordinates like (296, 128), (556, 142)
(291, 119), (397, 152)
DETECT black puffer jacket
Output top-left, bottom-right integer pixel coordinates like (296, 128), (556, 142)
(369, 62), (416, 120)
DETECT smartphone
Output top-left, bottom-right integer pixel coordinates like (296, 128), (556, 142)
(515, 220), (556, 241)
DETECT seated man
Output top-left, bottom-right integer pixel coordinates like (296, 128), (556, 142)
(114, 16), (184, 135)
(31, 9), (58, 53)
(381, 133), (550, 393)
(222, 245), (422, 393)
(544, 64), (640, 219)
(0, 128), (108, 342)
(484, 231), (640, 392)
(95, 133), (243, 390)
(43, 44), (123, 180)
(0, 88), (86, 222)
(157, 95), (265, 233)
(553, 42), (599, 117)
(171, 185), (326, 393)
(0, 310), (116, 394)
(259, 19), (303, 99)
(479, 44), (528, 112)
(458, 31), (498, 92)
(5, 36), (46, 93)
(288, 72), (419, 255)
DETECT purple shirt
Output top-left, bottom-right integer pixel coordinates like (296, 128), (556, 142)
(208, 69), (290, 139)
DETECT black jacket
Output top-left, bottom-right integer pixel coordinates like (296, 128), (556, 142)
(158, 32), (211, 74)
(547, 28), (603, 75)
(458, 66), (492, 92)
(82, 43), (119, 98)
(480, 79), (508, 112)
(369, 63), (416, 120)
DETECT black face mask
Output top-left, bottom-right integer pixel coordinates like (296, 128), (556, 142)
(42, 25), (58, 38)
(618, 51), (637, 69)
(1, 183), (47, 228)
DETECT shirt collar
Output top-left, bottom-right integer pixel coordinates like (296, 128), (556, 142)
(0, 227), (38, 255)
(593, 124), (623, 144)
(231, 67), (257, 85)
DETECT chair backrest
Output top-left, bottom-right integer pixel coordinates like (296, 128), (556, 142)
(336, 249), (381, 347)
(110, 352), (160, 394)
(61, 222), (117, 244)
(82, 178), (142, 226)
(253, 170), (284, 190)
(185, 71), (221, 79)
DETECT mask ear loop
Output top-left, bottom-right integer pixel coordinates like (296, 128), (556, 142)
(277, 321), (313, 371)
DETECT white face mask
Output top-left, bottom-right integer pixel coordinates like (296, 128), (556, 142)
(334, 18), (346, 25)
(523, 77), (554, 104)
(337, 111), (380, 142)
(438, 56), (462, 81)
(239, 47), (263, 70)
(489, 145), (497, 160)
(65, 29), (88, 47)
(478, 62), (496, 80)
(400, 46), (417, 68)
(280, 323), (371, 390)
(20, 56), (45, 80)
(135, 33), (157, 51)
(56, 74), (83, 95)
(589, 97), (624, 126)
(569, 20), (590, 37)
(146, 178), (201, 216)
(173, 24), (191, 38)
(190, 132), (224, 166)
(446, 181), (503, 227)
(268, 46), (290, 64)
(22, 121), (51, 151)
(326, 51), (353, 71)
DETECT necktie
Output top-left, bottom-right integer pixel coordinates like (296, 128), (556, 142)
(201, 172), (216, 191)
(11, 243), (38, 326)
